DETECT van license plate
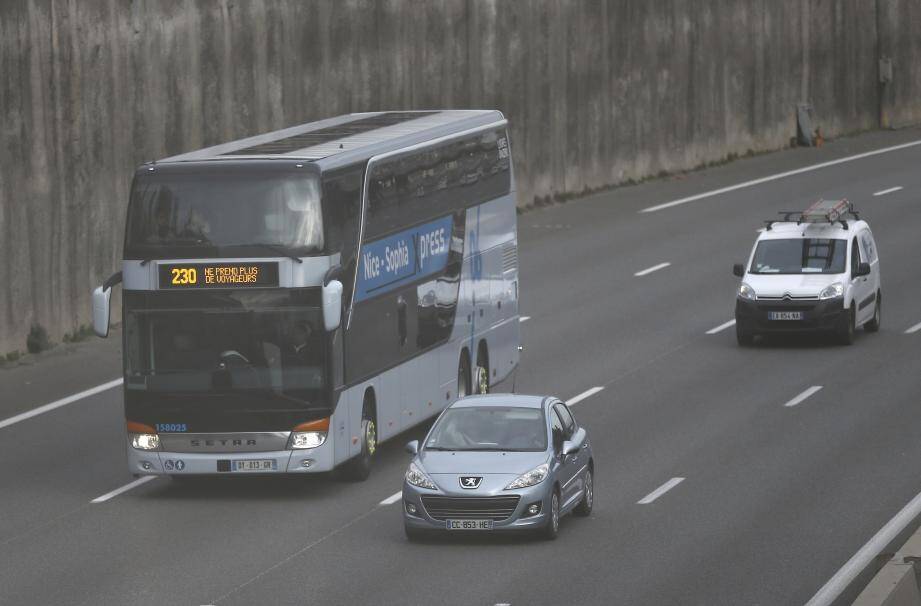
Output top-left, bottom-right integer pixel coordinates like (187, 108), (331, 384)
(232, 459), (277, 472)
(769, 311), (803, 321)
(446, 519), (493, 530)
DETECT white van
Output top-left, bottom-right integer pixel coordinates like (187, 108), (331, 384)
(733, 199), (881, 346)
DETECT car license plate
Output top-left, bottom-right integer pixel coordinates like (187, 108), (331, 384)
(231, 459), (277, 472)
(446, 519), (493, 531)
(769, 311), (803, 321)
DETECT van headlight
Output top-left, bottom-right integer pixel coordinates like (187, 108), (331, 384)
(505, 463), (549, 490)
(818, 282), (843, 300)
(738, 283), (757, 300)
(131, 433), (161, 451)
(290, 431), (327, 449)
(405, 462), (437, 490)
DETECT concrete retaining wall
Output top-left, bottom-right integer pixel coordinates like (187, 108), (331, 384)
(1, 0), (920, 353)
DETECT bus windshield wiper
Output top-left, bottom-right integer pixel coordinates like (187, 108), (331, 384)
(222, 243), (303, 264)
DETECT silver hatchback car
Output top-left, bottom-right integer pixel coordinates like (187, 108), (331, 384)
(402, 394), (594, 540)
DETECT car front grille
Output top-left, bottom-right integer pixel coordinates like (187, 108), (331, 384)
(421, 496), (521, 521)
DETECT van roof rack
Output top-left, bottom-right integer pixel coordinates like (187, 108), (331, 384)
(765, 199), (858, 231)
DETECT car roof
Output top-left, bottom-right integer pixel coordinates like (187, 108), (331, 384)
(449, 394), (551, 410)
(756, 219), (870, 241)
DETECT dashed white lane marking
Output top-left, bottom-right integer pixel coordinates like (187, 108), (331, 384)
(637, 477), (685, 505)
(873, 186), (903, 196)
(91, 476), (157, 503)
(706, 319), (736, 335)
(0, 378), (124, 431)
(639, 139), (921, 213)
(380, 491), (402, 506)
(519, 316), (531, 323)
(783, 385), (823, 408)
(805, 489), (921, 606)
(634, 262), (671, 277)
(905, 321), (921, 334)
(567, 387), (604, 407)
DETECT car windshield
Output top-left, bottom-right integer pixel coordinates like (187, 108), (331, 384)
(749, 238), (847, 274)
(425, 406), (547, 452)
(125, 171), (323, 259)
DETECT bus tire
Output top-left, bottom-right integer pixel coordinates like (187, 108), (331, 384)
(457, 352), (472, 399)
(341, 411), (377, 482)
(475, 343), (489, 394)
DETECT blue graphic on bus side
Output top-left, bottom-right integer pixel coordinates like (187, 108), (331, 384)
(355, 215), (454, 302)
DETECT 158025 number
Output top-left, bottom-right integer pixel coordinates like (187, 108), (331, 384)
(171, 268), (197, 285)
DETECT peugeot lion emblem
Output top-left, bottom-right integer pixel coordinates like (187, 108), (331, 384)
(459, 476), (482, 489)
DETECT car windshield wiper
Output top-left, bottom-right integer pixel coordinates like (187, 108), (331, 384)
(222, 243), (304, 264)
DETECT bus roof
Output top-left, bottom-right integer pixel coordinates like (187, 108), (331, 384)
(156, 110), (505, 171)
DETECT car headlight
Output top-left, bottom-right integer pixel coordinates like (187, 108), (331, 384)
(818, 282), (843, 300)
(405, 462), (437, 490)
(504, 463), (549, 490)
(131, 433), (160, 451)
(738, 282), (756, 300)
(290, 431), (327, 449)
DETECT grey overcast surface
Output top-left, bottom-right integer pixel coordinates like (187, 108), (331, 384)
(2, 127), (921, 606)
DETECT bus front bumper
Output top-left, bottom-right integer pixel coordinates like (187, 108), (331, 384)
(127, 443), (335, 475)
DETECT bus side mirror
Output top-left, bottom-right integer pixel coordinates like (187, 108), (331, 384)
(322, 280), (343, 332)
(92, 272), (122, 338)
(92, 286), (112, 338)
(733, 263), (745, 277)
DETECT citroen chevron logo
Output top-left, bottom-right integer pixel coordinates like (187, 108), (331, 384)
(459, 476), (482, 489)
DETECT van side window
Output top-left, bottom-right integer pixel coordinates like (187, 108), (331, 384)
(859, 231), (876, 263)
(850, 236), (862, 277)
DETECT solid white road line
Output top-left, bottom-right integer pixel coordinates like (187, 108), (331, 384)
(91, 476), (157, 503)
(519, 316), (531, 323)
(805, 488), (921, 606)
(567, 387), (604, 407)
(0, 378), (123, 431)
(706, 319), (736, 335)
(640, 139), (921, 213)
(637, 477), (685, 505)
(873, 186), (903, 196)
(905, 321), (921, 334)
(380, 491), (402, 506)
(783, 385), (823, 408)
(634, 262), (671, 277)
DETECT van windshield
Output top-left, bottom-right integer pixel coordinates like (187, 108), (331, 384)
(125, 171), (323, 259)
(749, 238), (847, 274)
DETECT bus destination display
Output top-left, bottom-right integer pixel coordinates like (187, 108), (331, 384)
(158, 262), (279, 289)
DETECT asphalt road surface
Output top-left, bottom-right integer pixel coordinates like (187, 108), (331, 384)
(2, 127), (921, 606)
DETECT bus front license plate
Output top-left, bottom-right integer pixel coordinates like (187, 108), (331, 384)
(446, 519), (493, 531)
(231, 459), (277, 472)
(769, 311), (803, 321)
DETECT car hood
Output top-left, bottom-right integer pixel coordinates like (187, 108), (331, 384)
(743, 272), (844, 298)
(418, 450), (546, 475)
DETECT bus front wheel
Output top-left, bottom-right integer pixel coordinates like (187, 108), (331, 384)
(341, 416), (376, 482)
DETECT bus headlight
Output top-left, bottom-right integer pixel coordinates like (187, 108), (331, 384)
(131, 433), (161, 450)
(290, 431), (327, 449)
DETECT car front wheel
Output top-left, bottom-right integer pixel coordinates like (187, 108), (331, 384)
(541, 491), (560, 540)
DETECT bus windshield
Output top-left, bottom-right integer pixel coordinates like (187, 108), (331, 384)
(124, 290), (326, 406)
(125, 171), (324, 259)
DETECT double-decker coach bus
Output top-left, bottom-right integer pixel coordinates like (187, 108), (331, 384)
(92, 110), (521, 480)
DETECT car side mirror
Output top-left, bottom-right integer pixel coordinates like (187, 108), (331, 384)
(322, 279), (343, 331)
(732, 263), (745, 277)
(562, 428), (586, 456)
(855, 262), (871, 277)
(405, 440), (419, 455)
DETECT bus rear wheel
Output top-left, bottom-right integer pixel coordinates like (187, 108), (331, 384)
(457, 353), (471, 399)
(475, 344), (489, 394)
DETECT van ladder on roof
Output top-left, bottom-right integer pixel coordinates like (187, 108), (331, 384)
(766, 199), (858, 231)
